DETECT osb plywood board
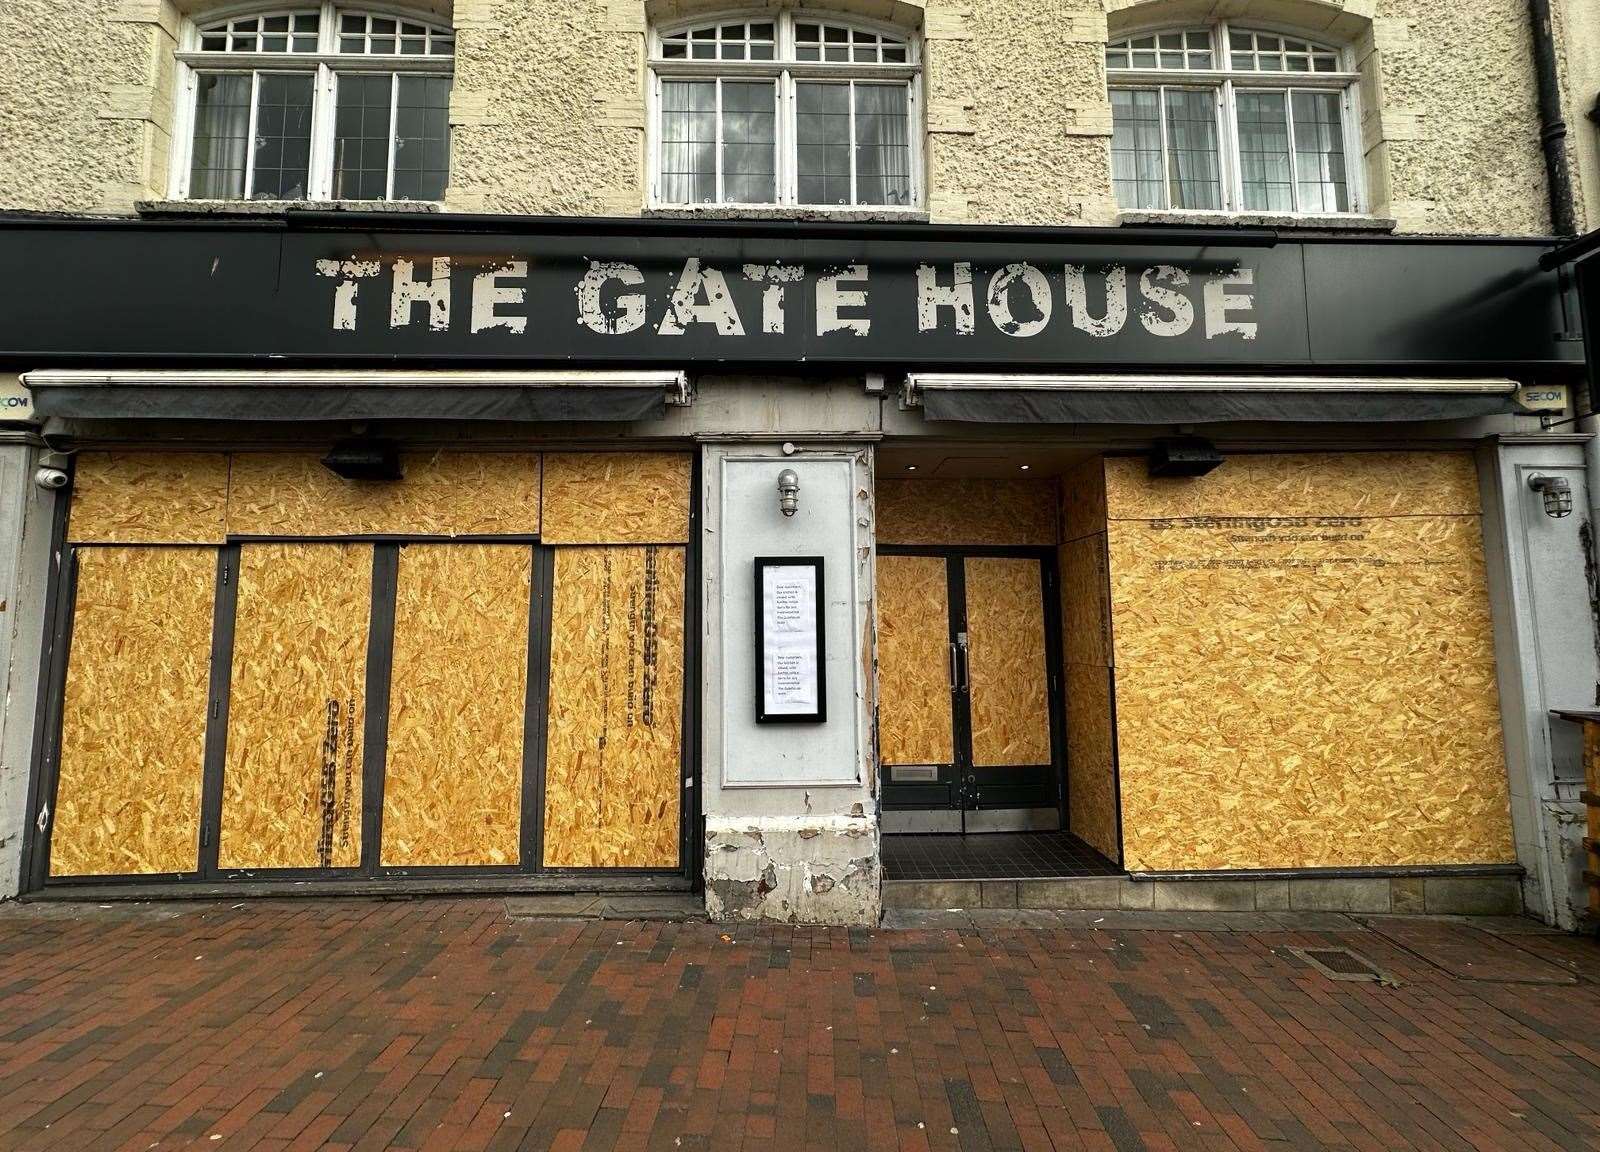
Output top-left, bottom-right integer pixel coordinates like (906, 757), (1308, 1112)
(382, 544), (530, 867)
(1105, 451), (1481, 521)
(69, 453), (229, 544)
(965, 557), (1052, 768)
(219, 543), (373, 871)
(1059, 535), (1111, 669)
(1059, 458), (1108, 543)
(544, 546), (685, 868)
(877, 554), (954, 766)
(541, 453), (691, 545)
(1066, 665), (1119, 863)
(877, 480), (1058, 546)
(1108, 511), (1514, 872)
(51, 547), (216, 876)
(227, 452), (541, 538)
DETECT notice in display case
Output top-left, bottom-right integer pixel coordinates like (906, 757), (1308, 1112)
(755, 557), (826, 724)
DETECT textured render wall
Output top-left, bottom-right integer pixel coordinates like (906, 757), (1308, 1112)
(0, 0), (177, 213)
(0, 0), (1559, 231)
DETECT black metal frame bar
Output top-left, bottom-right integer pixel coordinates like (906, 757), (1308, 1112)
(197, 545), (241, 877)
(877, 543), (1067, 830)
(20, 481), (76, 893)
(33, 518), (700, 893)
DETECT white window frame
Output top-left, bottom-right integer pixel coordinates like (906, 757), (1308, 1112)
(647, 10), (924, 212)
(1106, 19), (1365, 217)
(170, 2), (454, 203)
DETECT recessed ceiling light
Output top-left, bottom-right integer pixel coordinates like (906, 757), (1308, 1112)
(1020, 464), (1031, 471)
(907, 465), (918, 471)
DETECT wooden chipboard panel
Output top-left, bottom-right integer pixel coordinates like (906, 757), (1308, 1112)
(1106, 451), (1513, 871)
(381, 544), (531, 867)
(964, 557), (1052, 768)
(50, 547), (216, 876)
(1059, 535), (1111, 669)
(227, 452), (541, 538)
(1058, 457), (1109, 544)
(543, 546), (685, 868)
(877, 479), (1058, 546)
(219, 543), (373, 871)
(69, 453), (230, 544)
(876, 554), (954, 766)
(540, 453), (692, 545)
(1066, 665), (1119, 863)
(1104, 451), (1481, 520)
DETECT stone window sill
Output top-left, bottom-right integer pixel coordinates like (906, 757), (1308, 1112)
(136, 199), (443, 217)
(643, 205), (929, 223)
(1119, 209), (1397, 233)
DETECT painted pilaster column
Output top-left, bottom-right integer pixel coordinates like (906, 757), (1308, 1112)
(699, 443), (880, 925)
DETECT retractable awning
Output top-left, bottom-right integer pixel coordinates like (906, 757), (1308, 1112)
(902, 374), (1520, 424)
(20, 369), (691, 423)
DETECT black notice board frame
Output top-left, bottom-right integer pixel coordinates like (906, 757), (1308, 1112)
(754, 556), (827, 725)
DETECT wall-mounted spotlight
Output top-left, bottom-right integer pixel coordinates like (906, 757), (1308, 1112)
(1529, 473), (1574, 518)
(777, 468), (801, 518)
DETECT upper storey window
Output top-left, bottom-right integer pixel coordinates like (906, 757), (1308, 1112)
(1106, 23), (1360, 215)
(176, 5), (454, 203)
(650, 13), (922, 210)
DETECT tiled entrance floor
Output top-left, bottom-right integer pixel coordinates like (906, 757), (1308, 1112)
(882, 829), (1121, 881)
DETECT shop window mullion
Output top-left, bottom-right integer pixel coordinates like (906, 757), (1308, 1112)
(386, 71), (400, 202)
(359, 543), (400, 877)
(1156, 84), (1172, 210)
(197, 544), (241, 880)
(521, 546), (556, 872)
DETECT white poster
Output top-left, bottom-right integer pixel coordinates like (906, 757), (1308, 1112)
(760, 562), (822, 719)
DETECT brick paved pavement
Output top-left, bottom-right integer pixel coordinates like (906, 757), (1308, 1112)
(3, 899), (1600, 1152)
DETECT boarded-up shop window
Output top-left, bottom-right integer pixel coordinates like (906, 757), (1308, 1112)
(68, 453), (229, 544)
(381, 544), (530, 867)
(1105, 452), (1514, 871)
(50, 548), (217, 876)
(219, 543), (373, 870)
(544, 546), (685, 868)
(227, 452), (541, 537)
(541, 453), (692, 544)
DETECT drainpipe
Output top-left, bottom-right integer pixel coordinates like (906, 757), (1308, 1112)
(1531, 0), (1578, 235)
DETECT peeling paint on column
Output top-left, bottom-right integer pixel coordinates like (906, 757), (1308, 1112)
(704, 816), (882, 926)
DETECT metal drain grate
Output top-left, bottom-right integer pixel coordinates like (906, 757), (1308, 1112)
(1291, 946), (1383, 982)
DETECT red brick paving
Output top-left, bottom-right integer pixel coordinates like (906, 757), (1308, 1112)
(2, 900), (1600, 1151)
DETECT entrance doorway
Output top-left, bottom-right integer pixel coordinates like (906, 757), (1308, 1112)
(878, 547), (1064, 832)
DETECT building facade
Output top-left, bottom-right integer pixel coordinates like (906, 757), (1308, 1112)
(0, 0), (1595, 926)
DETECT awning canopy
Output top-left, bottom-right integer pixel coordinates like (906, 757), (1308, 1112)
(20, 369), (691, 423)
(902, 374), (1520, 424)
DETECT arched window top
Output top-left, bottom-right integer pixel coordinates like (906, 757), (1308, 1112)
(198, 10), (322, 53)
(196, 6), (453, 56)
(1107, 25), (1342, 73)
(657, 13), (912, 64)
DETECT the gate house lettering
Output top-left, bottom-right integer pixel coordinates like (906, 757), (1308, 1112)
(315, 257), (1259, 341)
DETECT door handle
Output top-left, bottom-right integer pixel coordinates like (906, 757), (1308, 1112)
(949, 642), (959, 693)
(955, 632), (970, 693)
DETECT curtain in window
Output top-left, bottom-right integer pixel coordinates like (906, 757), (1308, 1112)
(190, 73), (252, 199)
(1291, 90), (1348, 212)
(854, 84), (911, 206)
(1234, 90), (1293, 211)
(660, 79), (716, 203)
(1110, 89), (1163, 210)
(1162, 88), (1221, 209)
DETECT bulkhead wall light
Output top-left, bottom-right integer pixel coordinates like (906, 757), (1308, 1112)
(778, 468), (800, 518)
(1529, 473), (1574, 518)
